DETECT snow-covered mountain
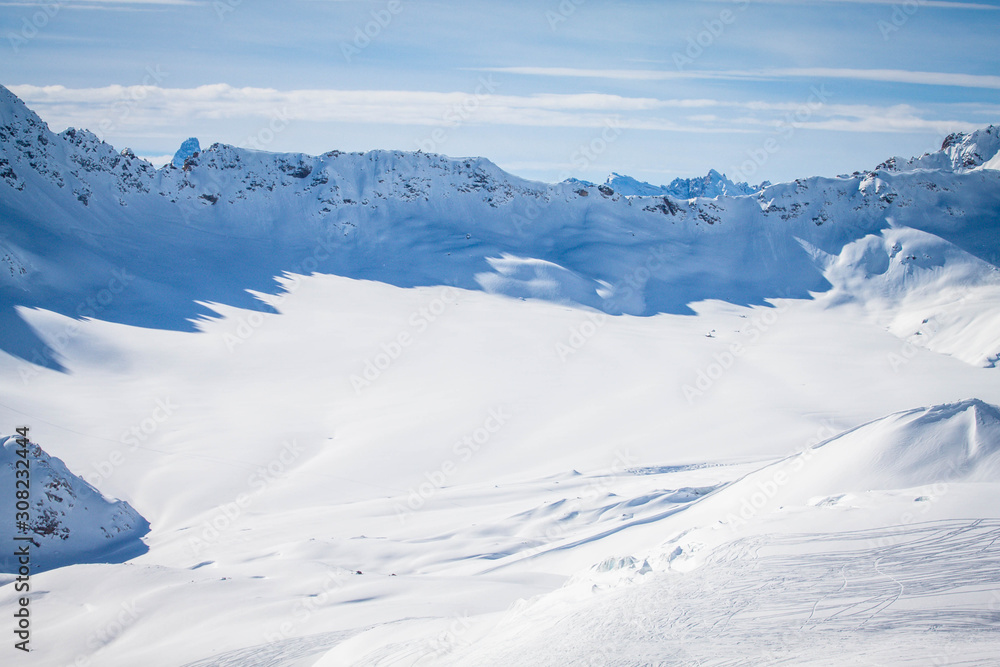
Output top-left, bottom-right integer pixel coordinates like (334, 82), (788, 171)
(0, 435), (149, 573)
(2, 84), (999, 367)
(605, 168), (765, 198)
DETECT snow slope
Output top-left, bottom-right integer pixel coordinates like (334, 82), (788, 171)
(384, 400), (1000, 666)
(813, 226), (1000, 367)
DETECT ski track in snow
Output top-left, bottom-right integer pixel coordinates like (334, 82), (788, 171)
(717, 520), (1000, 633)
(435, 519), (1000, 666)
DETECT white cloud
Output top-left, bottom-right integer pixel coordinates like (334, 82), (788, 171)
(479, 67), (1000, 90)
(0, 0), (197, 8)
(754, 0), (999, 8)
(768, 68), (1000, 89)
(696, 0), (998, 7)
(6, 84), (982, 140)
(6, 84), (737, 132)
(51, 0), (196, 4)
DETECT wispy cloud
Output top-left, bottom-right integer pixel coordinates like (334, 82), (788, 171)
(739, 0), (1000, 8)
(0, 0), (197, 7)
(760, 68), (1000, 89)
(10, 84), (708, 130)
(7, 84), (980, 140)
(479, 67), (1000, 90)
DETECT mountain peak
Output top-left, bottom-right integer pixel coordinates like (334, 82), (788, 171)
(172, 137), (201, 168)
(0, 84), (44, 129)
(878, 125), (1000, 173)
(943, 125), (1000, 170)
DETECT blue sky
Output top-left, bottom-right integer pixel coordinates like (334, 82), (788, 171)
(2, 0), (999, 185)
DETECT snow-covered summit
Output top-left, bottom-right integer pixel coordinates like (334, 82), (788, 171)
(877, 125), (1000, 173)
(0, 84), (157, 197)
(0, 83), (37, 127)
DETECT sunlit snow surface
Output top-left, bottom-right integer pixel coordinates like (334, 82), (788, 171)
(2, 277), (1000, 666)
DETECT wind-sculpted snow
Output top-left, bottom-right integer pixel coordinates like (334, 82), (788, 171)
(1, 84), (999, 368)
(714, 399), (1000, 517)
(398, 400), (1000, 665)
(811, 227), (1000, 367)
